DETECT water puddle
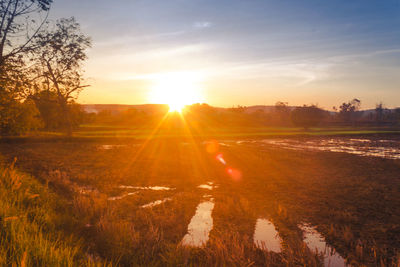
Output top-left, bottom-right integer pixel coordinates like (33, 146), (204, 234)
(141, 197), (172, 208)
(300, 225), (346, 267)
(198, 182), (217, 190)
(258, 138), (400, 159)
(107, 192), (137, 201)
(98, 144), (126, 150)
(253, 218), (282, 253)
(198, 184), (213, 190)
(349, 139), (371, 143)
(236, 140), (257, 145)
(118, 185), (175, 191)
(181, 200), (215, 247)
(219, 142), (230, 147)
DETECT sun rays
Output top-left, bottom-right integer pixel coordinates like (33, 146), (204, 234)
(148, 72), (204, 112)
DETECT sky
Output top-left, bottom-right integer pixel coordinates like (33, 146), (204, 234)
(50, 0), (400, 109)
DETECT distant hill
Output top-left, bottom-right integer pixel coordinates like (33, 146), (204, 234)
(83, 104), (168, 114)
(82, 104), (293, 114)
(242, 105), (296, 114)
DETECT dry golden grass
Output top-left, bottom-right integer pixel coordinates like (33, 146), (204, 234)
(0, 159), (110, 266)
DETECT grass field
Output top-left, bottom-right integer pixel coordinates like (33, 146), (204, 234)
(0, 160), (109, 266)
(11, 125), (400, 140)
(0, 133), (399, 266)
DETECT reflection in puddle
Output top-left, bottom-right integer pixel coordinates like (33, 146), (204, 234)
(118, 185), (174, 191)
(253, 218), (282, 253)
(107, 192), (137, 201)
(219, 142), (230, 147)
(198, 182), (217, 190)
(257, 138), (400, 159)
(349, 139), (371, 143)
(301, 225), (346, 267)
(99, 145), (126, 150)
(181, 200), (215, 247)
(198, 184), (213, 190)
(141, 197), (172, 208)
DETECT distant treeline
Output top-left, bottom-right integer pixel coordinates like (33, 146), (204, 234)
(3, 88), (400, 135)
(82, 99), (400, 130)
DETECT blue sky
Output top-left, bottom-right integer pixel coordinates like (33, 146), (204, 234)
(50, 0), (400, 109)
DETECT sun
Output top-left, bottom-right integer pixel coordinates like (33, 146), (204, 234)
(168, 102), (185, 112)
(148, 72), (204, 112)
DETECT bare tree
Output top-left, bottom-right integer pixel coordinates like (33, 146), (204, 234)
(30, 17), (91, 135)
(0, 0), (52, 75)
(375, 102), (385, 124)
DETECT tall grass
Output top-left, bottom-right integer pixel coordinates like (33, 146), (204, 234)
(0, 159), (108, 266)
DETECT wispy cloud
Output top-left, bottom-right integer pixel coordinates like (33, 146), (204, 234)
(193, 21), (212, 29)
(92, 43), (210, 80)
(202, 59), (332, 87)
(327, 48), (400, 64)
(95, 30), (186, 48)
(117, 70), (205, 82)
(216, 48), (400, 87)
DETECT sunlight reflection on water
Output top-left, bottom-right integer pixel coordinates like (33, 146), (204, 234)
(181, 200), (215, 247)
(250, 138), (400, 159)
(253, 218), (282, 253)
(98, 144), (126, 150)
(118, 185), (175, 191)
(198, 182), (217, 190)
(141, 197), (172, 208)
(300, 225), (346, 267)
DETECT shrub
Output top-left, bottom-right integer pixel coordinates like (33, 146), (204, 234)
(291, 105), (325, 129)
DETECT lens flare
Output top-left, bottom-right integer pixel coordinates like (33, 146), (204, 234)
(226, 167), (242, 181)
(216, 153), (226, 165)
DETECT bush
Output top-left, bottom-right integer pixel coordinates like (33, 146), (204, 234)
(0, 93), (43, 135)
(291, 105), (325, 129)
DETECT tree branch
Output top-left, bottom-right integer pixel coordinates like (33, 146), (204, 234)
(0, 0), (13, 39)
(0, 0), (19, 59)
(6, 8), (50, 59)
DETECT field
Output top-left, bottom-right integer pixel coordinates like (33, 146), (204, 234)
(0, 132), (399, 266)
(41, 125), (400, 139)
